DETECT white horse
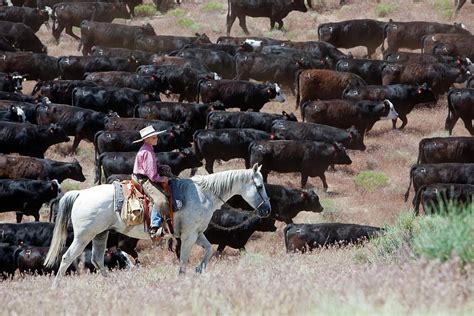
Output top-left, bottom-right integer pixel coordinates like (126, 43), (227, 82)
(44, 164), (271, 287)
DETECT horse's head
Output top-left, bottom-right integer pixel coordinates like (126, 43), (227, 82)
(241, 164), (271, 218)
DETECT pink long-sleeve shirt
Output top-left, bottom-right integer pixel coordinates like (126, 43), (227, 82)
(133, 143), (165, 183)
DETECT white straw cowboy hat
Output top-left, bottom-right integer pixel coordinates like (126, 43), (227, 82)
(132, 125), (166, 143)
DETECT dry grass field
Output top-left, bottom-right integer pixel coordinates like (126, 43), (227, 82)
(1, 0), (474, 314)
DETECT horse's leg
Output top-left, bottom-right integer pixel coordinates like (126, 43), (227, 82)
(91, 230), (109, 276)
(52, 237), (91, 288)
(195, 232), (212, 273)
(178, 232), (198, 275)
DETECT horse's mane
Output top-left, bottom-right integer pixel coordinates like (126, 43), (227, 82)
(192, 169), (253, 197)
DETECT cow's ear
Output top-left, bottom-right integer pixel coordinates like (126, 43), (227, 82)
(282, 111), (287, 116)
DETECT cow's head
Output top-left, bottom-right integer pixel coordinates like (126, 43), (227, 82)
(282, 111), (297, 121)
(51, 179), (61, 194)
(331, 142), (352, 165)
(299, 189), (323, 212)
(141, 23), (156, 36)
(379, 100), (398, 120)
(10, 105), (26, 123)
(194, 33), (211, 44)
(115, 3), (132, 19)
(47, 124), (70, 143)
(432, 43), (449, 56)
(346, 126), (365, 151)
(209, 101), (225, 112)
(266, 83), (285, 103)
(318, 24), (336, 42)
(69, 160), (86, 182)
(11, 72), (24, 91)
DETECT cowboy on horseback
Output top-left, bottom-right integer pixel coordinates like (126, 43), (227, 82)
(131, 125), (174, 240)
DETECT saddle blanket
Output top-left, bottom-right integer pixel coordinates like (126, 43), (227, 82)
(113, 179), (184, 213)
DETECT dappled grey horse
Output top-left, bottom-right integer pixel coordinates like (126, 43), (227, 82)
(44, 164), (271, 287)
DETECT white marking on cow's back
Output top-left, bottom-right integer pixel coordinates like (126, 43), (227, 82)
(14, 106), (26, 123)
(244, 39), (262, 50)
(45, 6), (53, 16)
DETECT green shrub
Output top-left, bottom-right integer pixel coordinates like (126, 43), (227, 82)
(369, 205), (474, 265)
(201, 1), (225, 12)
(177, 17), (195, 29)
(167, 7), (186, 17)
(431, 0), (453, 18)
(134, 4), (158, 18)
(375, 3), (396, 17)
(354, 171), (389, 191)
(286, 31), (298, 41)
(61, 181), (81, 192)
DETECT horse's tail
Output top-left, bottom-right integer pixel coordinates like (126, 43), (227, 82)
(44, 191), (80, 269)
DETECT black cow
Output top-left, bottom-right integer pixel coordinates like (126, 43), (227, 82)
(284, 223), (381, 252)
(104, 116), (175, 132)
(194, 128), (275, 174)
(249, 140), (352, 188)
(301, 99), (398, 134)
(0, 154), (85, 183)
(0, 122), (69, 158)
(198, 80), (285, 111)
(0, 35), (17, 52)
(79, 21), (156, 56)
(84, 71), (164, 94)
(134, 101), (225, 130)
(342, 83), (436, 129)
(272, 120), (366, 151)
(151, 55), (217, 77)
(468, 76), (474, 88)
(0, 243), (19, 279)
(174, 48), (234, 79)
(0, 101), (38, 124)
(0, 179), (61, 222)
(0, 105), (27, 123)
(206, 110), (297, 132)
(0, 6), (49, 32)
(404, 163), (474, 202)
(381, 62), (470, 98)
(52, 2), (130, 41)
(91, 46), (155, 65)
(234, 52), (325, 92)
(94, 127), (191, 163)
(279, 40), (349, 67)
(95, 148), (202, 183)
(0, 52), (58, 81)
(382, 20), (471, 52)
(421, 33), (474, 54)
(135, 33), (211, 54)
(31, 80), (97, 104)
(35, 103), (108, 152)
(202, 206), (276, 253)
(413, 183), (474, 215)
(0, 21), (47, 53)
(336, 58), (391, 85)
(227, 183), (323, 224)
(445, 88), (474, 135)
(137, 64), (216, 102)
(432, 40), (474, 61)
(72, 86), (156, 117)
(0, 92), (35, 103)
(383, 51), (470, 67)
(58, 56), (139, 80)
(417, 137), (474, 164)
(260, 45), (327, 65)
(226, 0), (310, 36)
(318, 19), (386, 58)
(0, 72), (23, 92)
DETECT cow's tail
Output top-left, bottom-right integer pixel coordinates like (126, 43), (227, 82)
(381, 22), (391, 52)
(95, 153), (105, 184)
(317, 24), (322, 41)
(404, 165), (416, 202)
(412, 184), (427, 215)
(205, 110), (214, 129)
(416, 139), (423, 164)
(31, 81), (43, 97)
(93, 130), (104, 173)
(283, 223), (294, 253)
(51, 5), (57, 32)
(192, 130), (203, 160)
(307, 0), (313, 9)
(227, 0), (231, 20)
(446, 88), (455, 133)
(300, 101), (308, 122)
(196, 78), (207, 103)
(133, 103), (141, 118)
(44, 191), (81, 269)
(295, 69), (303, 109)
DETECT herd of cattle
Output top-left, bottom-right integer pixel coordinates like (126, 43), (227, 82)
(0, 0), (473, 278)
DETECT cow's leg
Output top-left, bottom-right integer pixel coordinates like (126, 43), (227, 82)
(226, 13), (237, 36)
(366, 45), (377, 59)
(71, 136), (82, 153)
(392, 118), (397, 129)
(195, 232), (212, 273)
(365, 121), (377, 133)
(270, 18), (276, 30)
(398, 115), (408, 129)
(204, 159), (214, 174)
(238, 15), (250, 35)
(52, 237), (91, 288)
(319, 174), (329, 192)
(244, 158), (250, 169)
(65, 25), (81, 41)
(462, 118), (474, 135)
(276, 20), (284, 31)
(178, 231), (198, 274)
(33, 211), (40, 222)
(15, 212), (23, 223)
(301, 173), (309, 188)
(189, 168), (198, 177)
(91, 230), (109, 276)
(445, 113), (459, 135)
(52, 22), (65, 43)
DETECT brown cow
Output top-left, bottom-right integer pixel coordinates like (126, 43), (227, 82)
(295, 69), (367, 108)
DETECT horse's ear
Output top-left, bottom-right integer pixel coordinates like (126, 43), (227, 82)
(257, 164), (262, 173)
(252, 163), (258, 173)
